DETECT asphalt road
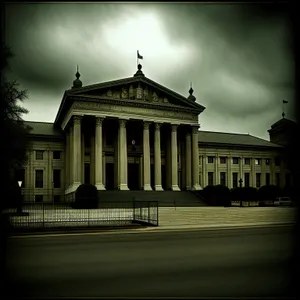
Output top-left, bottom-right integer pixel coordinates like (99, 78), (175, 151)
(4, 226), (297, 298)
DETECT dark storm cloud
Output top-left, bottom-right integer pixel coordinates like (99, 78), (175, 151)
(4, 3), (295, 140)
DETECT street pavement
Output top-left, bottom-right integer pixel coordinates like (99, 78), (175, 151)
(4, 225), (297, 298)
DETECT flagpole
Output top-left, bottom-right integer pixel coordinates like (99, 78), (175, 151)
(137, 50), (139, 68)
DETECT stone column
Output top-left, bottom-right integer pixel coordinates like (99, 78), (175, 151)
(171, 124), (180, 191)
(251, 158), (255, 188)
(118, 119), (129, 190)
(102, 154), (106, 188)
(143, 121), (152, 191)
(72, 115), (82, 190)
(192, 125), (201, 190)
(261, 158), (266, 186)
(90, 135), (95, 184)
(227, 155), (232, 188)
(81, 132), (85, 183)
(95, 117), (105, 190)
(239, 156), (243, 186)
(69, 123), (74, 189)
(65, 128), (70, 188)
(202, 155), (207, 187)
(215, 154), (219, 185)
(154, 123), (163, 191)
(165, 127), (171, 190)
(114, 128), (119, 189)
(185, 132), (192, 190)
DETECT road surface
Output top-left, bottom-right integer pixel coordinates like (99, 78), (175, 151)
(4, 226), (297, 298)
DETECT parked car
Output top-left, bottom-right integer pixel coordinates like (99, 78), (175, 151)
(274, 197), (292, 206)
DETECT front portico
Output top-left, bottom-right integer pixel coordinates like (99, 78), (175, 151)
(55, 65), (205, 194)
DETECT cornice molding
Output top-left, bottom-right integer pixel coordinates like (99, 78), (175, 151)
(70, 95), (201, 114)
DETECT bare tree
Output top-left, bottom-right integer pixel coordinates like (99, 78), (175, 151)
(1, 45), (32, 210)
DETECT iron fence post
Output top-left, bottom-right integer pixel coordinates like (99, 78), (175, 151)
(133, 197), (136, 221)
(42, 202), (45, 229)
(148, 201), (150, 224)
(156, 201), (159, 226)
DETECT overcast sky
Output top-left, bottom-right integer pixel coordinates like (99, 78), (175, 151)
(4, 3), (295, 140)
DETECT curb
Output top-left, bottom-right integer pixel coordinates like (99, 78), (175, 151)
(9, 222), (295, 238)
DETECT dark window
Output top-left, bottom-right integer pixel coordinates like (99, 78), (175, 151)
(255, 159), (261, 165)
(16, 169), (25, 188)
(285, 173), (291, 187)
(106, 133), (114, 146)
(232, 172), (238, 188)
(35, 195), (43, 202)
(208, 156), (214, 164)
(53, 169), (61, 188)
(244, 173), (250, 187)
(256, 173), (261, 188)
(36, 150), (44, 160)
(53, 195), (61, 203)
(53, 151), (61, 160)
(266, 173), (270, 186)
(244, 158), (250, 165)
(87, 136), (92, 148)
(208, 172), (214, 186)
(275, 157), (281, 166)
(265, 158), (271, 165)
(220, 172), (226, 186)
(35, 170), (43, 188)
(232, 157), (239, 164)
(220, 157), (227, 164)
(276, 173), (280, 186)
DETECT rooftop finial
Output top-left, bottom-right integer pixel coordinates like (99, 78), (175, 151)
(75, 65), (80, 79)
(134, 63), (145, 77)
(72, 64), (82, 89)
(187, 82), (196, 102)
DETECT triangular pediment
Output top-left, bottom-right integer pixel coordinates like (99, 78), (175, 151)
(67, 76), (205, 113)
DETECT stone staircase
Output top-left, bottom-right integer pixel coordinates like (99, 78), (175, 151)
(97, 191), (207, 207)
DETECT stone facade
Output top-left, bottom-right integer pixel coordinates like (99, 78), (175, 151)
(18, 68), (292, 202)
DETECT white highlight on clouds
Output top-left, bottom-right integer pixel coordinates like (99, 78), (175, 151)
(102, 12), (198, 67)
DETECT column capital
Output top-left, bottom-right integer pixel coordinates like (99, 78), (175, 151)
(95, 116), (105, 126)
(171, 124), (178, 132)
(143, 121), (151, 130)
(119, 119), (127, 128)
(73, 115), (83, 125)
(154, 123), (162, 131)
(192, 125), (199, 134)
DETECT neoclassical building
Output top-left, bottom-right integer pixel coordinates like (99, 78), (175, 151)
(18, 65), (293, 202)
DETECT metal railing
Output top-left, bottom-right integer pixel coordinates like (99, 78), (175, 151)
(3, 200), (158, 232)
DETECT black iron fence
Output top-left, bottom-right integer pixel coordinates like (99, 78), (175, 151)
(3, 201), (158, 232)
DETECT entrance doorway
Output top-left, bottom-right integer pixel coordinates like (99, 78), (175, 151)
(84, 163), (90, 184)
(128, 163), (139, 190)
(106, 163), (114, 190)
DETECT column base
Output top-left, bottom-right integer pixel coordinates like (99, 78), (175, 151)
(171, 185), (181, 191)
(95, 183), (106, 191)
(154, 185), (164, 191)
(186, 186), (192, 191)
(118, 184), (129, 191)
(143, 184), (153, 191)
(192, 184), (202, 191)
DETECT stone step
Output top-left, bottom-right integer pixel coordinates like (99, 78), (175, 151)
(97, 191), (207, 207)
